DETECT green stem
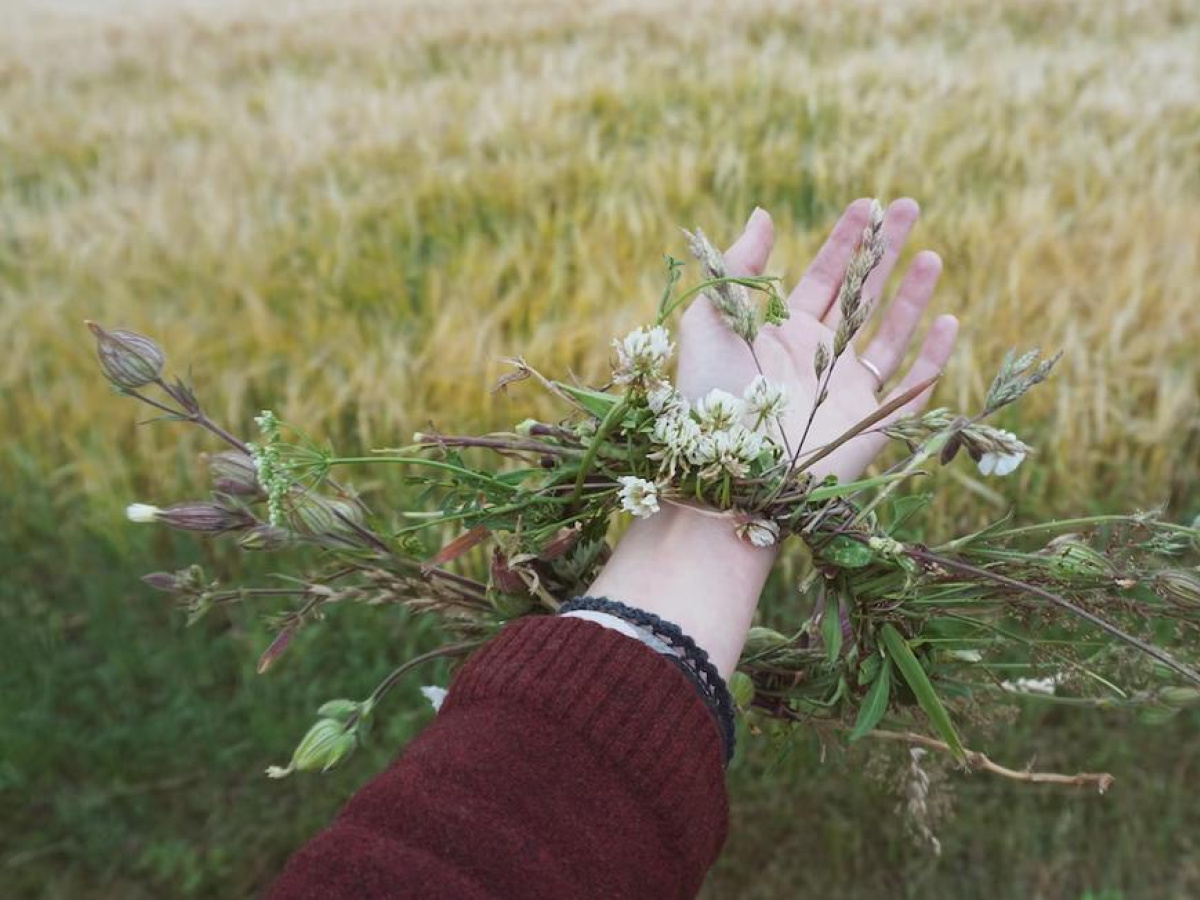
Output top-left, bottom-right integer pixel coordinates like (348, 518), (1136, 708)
(570, 398), (629, 508)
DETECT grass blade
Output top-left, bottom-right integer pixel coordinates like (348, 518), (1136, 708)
(849, 656), (891, 742)
(880, 623), (965, 760)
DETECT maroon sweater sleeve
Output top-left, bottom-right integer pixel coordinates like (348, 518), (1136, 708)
(268, 616), (730, 899)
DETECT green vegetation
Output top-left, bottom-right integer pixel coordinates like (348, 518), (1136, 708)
(3, 1), (1199, 896)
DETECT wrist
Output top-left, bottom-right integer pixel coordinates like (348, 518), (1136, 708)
(587, 502), (775, 678)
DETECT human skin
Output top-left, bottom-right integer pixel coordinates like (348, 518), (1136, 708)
(588, 199), (959, 677)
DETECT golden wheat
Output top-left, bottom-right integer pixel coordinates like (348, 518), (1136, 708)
(3, 0), (1199, 533)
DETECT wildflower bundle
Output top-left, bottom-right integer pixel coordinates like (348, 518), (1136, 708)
(86, 206), (1200, 802)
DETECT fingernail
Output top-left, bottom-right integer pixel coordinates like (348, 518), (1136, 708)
(747, 206), (766, 227)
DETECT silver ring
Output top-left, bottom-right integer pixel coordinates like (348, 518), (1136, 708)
(858, 356), (884, 388)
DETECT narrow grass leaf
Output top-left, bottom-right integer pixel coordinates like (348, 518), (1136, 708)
(880, 623), (965, 760)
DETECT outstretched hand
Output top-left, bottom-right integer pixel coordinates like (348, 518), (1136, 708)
(676, 198), (958, 483)
(591, 200), (959, 677)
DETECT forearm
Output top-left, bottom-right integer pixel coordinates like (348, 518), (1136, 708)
(269, 616), (729, 899)
(587, 503), (775, 679)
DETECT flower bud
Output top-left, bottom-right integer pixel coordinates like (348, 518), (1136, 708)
(286, 495), (343, 536)
(238, 525), (292, 551)
(257, 626), (295, 674)
(1042, 537), (1113, 579)
(141, 571), (179, 592)
(208, 451), (262, 497)
(490, 549), (529, 595)
(538, 525), (581, 561)
(1160, 686), (1200, 708)
(1155, 570), (1200, 606)
(317, 699), (361, 722)
(86, 321), (165, 389)
(514, 419), (540, 436)
(267, 718), (356, 778)
(157, 501), (254, 534)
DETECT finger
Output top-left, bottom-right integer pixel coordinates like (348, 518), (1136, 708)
(724, 207), (774, 277)
(860, 250), (943, 382)
(787, 198), (873, 318)
(884, 314), (959, 411)
(854, 315), (959, 461)
(823, 197), (920, 329)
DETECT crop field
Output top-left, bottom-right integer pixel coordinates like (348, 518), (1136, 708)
(2, 0), (1199, 896)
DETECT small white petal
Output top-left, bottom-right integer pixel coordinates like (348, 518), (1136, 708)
(420, 685), (448, 712)
(617, 476), (660, 518)
(977, 454), (998, 476)
(126, 503), (162, 523)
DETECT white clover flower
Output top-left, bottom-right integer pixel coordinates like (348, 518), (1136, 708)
(126, 503), (162, 523)
(978, 436), (1027, 477)
(743, 375), (789, 423)
(647, 381), (688, 418)
(420, 685), (448, 712)
(617, 476), (660, 518)
(612, 326), (674, 386)
(690, 425), (763, 479)
(737, 518), (780, 548)
(1000, 675), (1059, 696)
(695, 388), (745, 432)
(648, 414), (701, 477)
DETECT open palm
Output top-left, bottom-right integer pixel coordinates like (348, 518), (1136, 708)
(676, 199), (959, 483)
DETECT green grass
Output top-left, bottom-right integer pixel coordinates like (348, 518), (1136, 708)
(4, 0), (1200, 896)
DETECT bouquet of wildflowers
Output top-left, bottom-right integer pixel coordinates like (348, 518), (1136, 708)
(88, 201), (1200, 833)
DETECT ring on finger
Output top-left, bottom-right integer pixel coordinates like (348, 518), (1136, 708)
(858, 356), (885, 390)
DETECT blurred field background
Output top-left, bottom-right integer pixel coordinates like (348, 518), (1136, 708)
(3, 0), (1200, 896)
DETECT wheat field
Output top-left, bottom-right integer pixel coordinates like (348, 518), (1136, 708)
(3, 1), (1200, 897)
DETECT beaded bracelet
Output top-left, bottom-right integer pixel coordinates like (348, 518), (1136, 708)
(558, 596), (736, 765)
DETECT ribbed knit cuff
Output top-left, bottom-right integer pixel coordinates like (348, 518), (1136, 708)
(440, 615), (730, 893)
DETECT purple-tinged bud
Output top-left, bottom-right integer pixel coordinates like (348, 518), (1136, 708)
(157, 501), (254, 534)
(86, 321), (165, 389)
(238, 525), (292, 551)
(490, 549), (528, 595)
(258, 626), (295, 674)
(141, 571), (179, 592)
(1155, 570), (1200, 606)
(208, 451), (262, 497)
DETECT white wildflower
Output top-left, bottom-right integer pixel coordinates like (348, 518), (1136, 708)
(690, 425), (763, 479)
(1000, 674), (1059, 696)
(618, 476), (660, 518)
(977, 430), (1027, 477)
(126, 503), (161, 523)
(743, 375), (789, 423)
(647, 381), (688, 418)
(737, 518), (780, 548)
(420, 685), (448, 712)
(612, 326), (674, 387)
(648, 414), (701, 477)
(695, 388), (745, 432)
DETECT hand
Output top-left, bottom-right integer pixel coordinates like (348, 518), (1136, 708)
(677, 199), (958, 483)
(589, 200), (958, 678)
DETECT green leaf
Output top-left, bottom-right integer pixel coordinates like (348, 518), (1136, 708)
(823, 536), (875, 569)
(858, 652), (882, 686)
(887, 493), (932, 536)
(728, 671), (755, 709)
(849, 658), (891, 741)
(821, 598), (843, 664)
(556, 383), (620, 419)
(879, 623), (965, 760)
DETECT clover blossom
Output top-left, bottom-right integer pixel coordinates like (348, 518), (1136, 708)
(647, 381), (688, 418)
(689, 424), (763, 479)
(617, 476), (660, 518)
(695, 388), (744, 432)
(743, 375), (788, 425)
(648, 413), (701, 478)
(612, 326), (674, 388)
(737, 518), (780, 548)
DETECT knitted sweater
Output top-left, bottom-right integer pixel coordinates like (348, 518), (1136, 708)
(269, 615), (729, 898)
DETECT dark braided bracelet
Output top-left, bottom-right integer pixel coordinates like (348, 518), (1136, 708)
(558, 596), (736, 765)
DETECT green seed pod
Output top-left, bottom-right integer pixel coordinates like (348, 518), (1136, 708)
(290, 718), (354, 773)
(1155, 570), (1200, 606)
(1160, 686), (1200, 707)
(86, 321), (165, 389)
(1043, 538), (1113, 579)
(208, 451), (262, 497)
(728, 671), (755, 710)
(489, 590), (533, 619)
(238, 525), (292, 551)
(286, 495), (342, 536)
